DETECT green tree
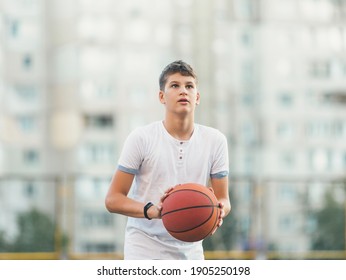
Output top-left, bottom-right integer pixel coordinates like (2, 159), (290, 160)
(11, 208), (56, 252)
(203, 212), (237, 251)
(0, 230), (10, 252)
(311, 189), (345, 251)
(203, 187), (238, 251)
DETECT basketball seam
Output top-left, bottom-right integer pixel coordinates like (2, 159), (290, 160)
(161, 188), (216, 216)
(161, 205), (218, 217)
(174, 207), (219, 241)
(203, 207), (220, 239)
(175, 207), (220, 241)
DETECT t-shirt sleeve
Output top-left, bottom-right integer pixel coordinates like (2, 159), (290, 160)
(210, 133), (229, 179)
(117, 129), (144, 175)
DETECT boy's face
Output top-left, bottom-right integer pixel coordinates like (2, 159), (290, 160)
(159, 72), (200, 116)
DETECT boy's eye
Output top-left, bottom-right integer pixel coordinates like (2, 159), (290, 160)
(170, 83), (194, 89)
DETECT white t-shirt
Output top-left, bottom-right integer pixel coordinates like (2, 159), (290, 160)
(118, 121), (229, 259)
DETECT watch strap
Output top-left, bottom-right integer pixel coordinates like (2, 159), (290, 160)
(144, 202), (154, 220)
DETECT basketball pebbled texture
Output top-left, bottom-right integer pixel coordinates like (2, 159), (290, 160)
(161, 183), (220, 242)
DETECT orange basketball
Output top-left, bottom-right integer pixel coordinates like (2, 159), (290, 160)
(161, 183), (220, 242)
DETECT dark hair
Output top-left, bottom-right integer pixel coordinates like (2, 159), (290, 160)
(159, 60), (197, 90)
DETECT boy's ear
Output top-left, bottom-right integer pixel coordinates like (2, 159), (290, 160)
(196, 92), (200, 105)
(159, 90), (165, 104)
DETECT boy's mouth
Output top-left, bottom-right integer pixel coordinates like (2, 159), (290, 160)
(178, 98), (189, 103)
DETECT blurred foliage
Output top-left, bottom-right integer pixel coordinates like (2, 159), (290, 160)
(0, 208), (67, 253)
(0, 231), (10, 252)
(203, 212), (237, 251)
(311, 187), (346, 251)
(11, 208), (55, 252)
(203, 188), (238, 251)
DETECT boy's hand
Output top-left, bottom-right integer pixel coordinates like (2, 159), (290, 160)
(211, 201), (225, 235)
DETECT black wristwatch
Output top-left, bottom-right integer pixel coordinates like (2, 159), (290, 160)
(144, 202), (154, 220)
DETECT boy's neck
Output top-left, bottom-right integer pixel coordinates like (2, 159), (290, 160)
(163, 115), (195, 141)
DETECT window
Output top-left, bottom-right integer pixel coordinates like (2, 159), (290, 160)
(306, 120), (328, 138)
(242, 154), (255, 174)
(331, 120), (345, 138)
(240, 29), (254, 48)
(234, 0), (259, 20)
(242, 121), (258, 146)
(76, 177), (111, 200)
(22, 54), (33, 70)
(97, 85), (113, 98)
(279, 184), (296, 202)
(323, 91), (346, 106)
(17, 116), (36, 133)
(279, 215), (294, 232)
(84, 114), (113, 129)
(79, 81), (113, 100)
(278, 92), (294, 107)
(240, 182), (252, 202)
(82, 212), (114, 228)
(9, 19), (19, 38)
(23, 149), (39, 165)
(23, 181), (37, 198)
(92, 178), (110, 197)
(305, 119), (346, 139)
(16, 86), (37, 101)
(80, 143), (114, 164)
(309, 60), (330, 79)
(242, 93), (256, 106)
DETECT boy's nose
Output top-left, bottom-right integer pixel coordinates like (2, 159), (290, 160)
(180, 87), (188, 94)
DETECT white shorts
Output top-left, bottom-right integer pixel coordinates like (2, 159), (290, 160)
(124, 228), (204, 260)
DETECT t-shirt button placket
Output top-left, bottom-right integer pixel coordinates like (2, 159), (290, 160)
(178, 145), (184, 161)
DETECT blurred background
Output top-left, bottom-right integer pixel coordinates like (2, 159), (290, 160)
(0, 0), (346, 260)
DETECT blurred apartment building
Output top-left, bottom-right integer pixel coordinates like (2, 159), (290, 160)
(0, 0), (346, 256)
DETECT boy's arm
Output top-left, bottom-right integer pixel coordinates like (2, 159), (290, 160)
(105, 169), (161, 219)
